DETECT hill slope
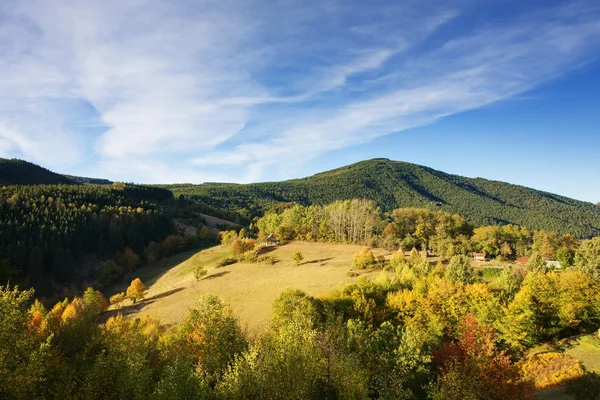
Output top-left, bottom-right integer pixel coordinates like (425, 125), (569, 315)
(166, 158), (600, 237)
(0, 158), (77, 185)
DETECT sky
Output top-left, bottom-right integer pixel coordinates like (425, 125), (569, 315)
(0, 0), (599, 202)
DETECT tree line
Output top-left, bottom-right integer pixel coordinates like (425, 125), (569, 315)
(251, 200), (596, 269)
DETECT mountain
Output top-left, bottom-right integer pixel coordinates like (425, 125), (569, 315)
(0, 158), (114, 186)
(0, 158), (77, 185)
(166, 158), (600, 238)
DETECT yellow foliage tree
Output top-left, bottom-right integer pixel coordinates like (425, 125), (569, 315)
(126, 278), (147, 303)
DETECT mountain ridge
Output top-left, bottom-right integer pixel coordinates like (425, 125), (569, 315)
(2, 156), (599, 237)
(165, 158), (600, 237)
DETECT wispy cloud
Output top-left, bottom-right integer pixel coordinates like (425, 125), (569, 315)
(0, 0), (599, 183)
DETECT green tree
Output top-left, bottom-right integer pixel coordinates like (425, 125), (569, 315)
(0, 285), (50, 399)
(180, 295), (247, 383)
(556, 247), (575, 269)
(292, 250), (304, 266)
(445, 255), (474, 284)
(574, 238), (600, 276)
(527, 252), (547, 273)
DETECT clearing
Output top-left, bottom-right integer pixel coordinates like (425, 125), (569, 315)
(109, 241), (392, 332)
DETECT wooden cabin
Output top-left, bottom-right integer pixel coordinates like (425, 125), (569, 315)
(264, 233), (280, 247)
(473, 253), (487, 261)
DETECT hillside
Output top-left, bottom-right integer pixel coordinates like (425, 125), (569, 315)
(0, 158), (77, 185)
(108, 241), (390, 331)
(166, 158), (600, 238)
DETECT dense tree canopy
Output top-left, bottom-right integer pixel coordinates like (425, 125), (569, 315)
(0, 184), (175, 294)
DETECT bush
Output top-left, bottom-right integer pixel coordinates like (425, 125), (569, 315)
(217, 257), (238, 268)
(193, 266), (207, 281)
(109, 292), (126, 308)
(520, 352), (584, 390)
(259, 255), (278, 265)
(352, 247), (377, 269)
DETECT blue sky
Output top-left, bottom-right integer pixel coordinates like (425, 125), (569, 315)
(0, 0), (599, 202)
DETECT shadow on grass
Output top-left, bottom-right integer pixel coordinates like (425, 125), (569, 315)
(303, 257), (334, 265)
(203, 271), (231, 280)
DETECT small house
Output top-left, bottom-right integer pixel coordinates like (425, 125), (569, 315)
(264, 233), (280, 247)
(545, 260), (561, 269)
(473, 253), (487, 261)
(517, 256), (530, 264)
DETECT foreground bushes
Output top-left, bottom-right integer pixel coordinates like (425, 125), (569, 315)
(1, 264), (600, 399)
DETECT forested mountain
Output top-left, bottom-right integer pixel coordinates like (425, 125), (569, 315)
(0, 158), (77, 185)
(0, 183), (175, 295)
(167, 158), (600, 238)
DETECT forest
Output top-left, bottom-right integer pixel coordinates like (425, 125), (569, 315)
(165, 158), (600, 238)
(0, 183), (178, 295)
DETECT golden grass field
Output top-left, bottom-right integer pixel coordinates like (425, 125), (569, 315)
(109, 241), (392, 332)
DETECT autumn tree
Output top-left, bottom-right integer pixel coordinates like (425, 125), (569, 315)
(126, 278), (147, 303)
(432, 314), (534, 400)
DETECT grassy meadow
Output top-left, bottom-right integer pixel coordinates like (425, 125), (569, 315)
(109, 241), (392, 331)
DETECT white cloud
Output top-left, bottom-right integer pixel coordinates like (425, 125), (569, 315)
(0, 0), (599, 182)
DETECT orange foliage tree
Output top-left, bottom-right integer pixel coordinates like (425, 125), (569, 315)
(126, 278), (147, 303)
(432, 313), (534, 400)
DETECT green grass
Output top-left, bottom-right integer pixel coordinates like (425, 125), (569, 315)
(561, 334), (600, 372)
(109, 241), (391, 332)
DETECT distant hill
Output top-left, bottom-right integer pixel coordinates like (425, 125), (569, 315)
(63, 175), (113, 185)
(0, 158), (113, 186)
(0, 158), (77, 185)
(166, 158), (600, 238)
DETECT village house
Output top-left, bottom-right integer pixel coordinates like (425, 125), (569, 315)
(473, 253), (487, 261)
(264, 233), (280, 247)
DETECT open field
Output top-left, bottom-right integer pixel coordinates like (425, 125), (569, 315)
(109, 241), (392, 332)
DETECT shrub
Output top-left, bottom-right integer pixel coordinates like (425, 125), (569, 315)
(352, 247), (377, 269)
(520, 352), (584, 390)
(217, 257), (238, 268)
(259, 255), (278, 265)
(109, 292), (126, 308)
(193, 266), (208, 281)
(389, 250), (407, 269)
